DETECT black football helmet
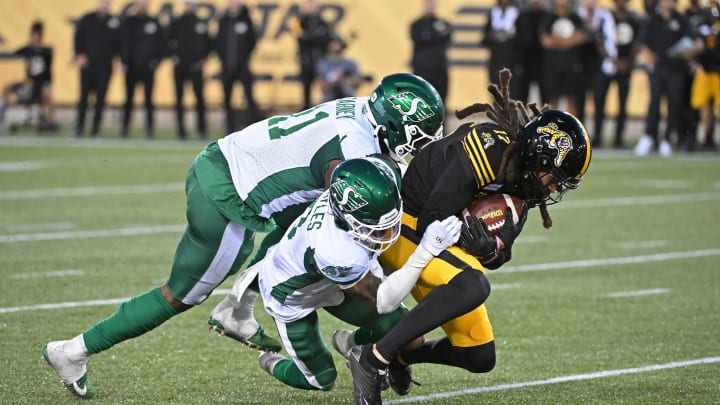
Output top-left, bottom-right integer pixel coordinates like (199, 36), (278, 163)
(518, 109), (592, 207)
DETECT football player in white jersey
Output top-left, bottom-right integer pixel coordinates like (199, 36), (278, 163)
(252, 157), (461, 391)
(42, 73), (445, 399)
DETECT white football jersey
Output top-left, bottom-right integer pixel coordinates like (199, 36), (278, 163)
(258, 190), (372, 323)
(217, 97), (379, 219)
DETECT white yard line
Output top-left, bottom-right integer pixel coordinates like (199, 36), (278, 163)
(0, 225), (185, 243)
(0, 183), (183, 199)
(501, 249), (720, 273)
(605, 288), (671, 298)
(7, 269), (84, 279)
(554, 192), (720, 209)
(386, 356), (720, 404)
(1, 249), (716, 314)
(0, 289), (230, 314)
(615, 240), (668, 250)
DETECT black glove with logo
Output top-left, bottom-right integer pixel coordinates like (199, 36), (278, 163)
(459, 215), (498, 262)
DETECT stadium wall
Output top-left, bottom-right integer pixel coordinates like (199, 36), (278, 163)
(0, 0), (650, 116)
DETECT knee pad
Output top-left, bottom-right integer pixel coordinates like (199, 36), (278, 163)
(463, 341), (496, 373)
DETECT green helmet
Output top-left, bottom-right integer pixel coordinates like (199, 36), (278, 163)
(329, 157), (402, 255)
(366, 73), (445, 161)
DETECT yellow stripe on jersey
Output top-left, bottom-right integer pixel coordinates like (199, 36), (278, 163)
(462, 129), (496, 186)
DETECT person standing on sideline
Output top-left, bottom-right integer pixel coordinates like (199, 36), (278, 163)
(634, 0), (700, 157)
(290, 0), (331, 110)
(410, 0), (453, 103)
(592, 0), (641, 149)
(216, 0), (260, 133)
(512, 0), (550, 103)
(168, 0), (212, 139)
(120, 0), (164, 138)
(576, 0), (616, 127)
(73, 0), (121, 138)
(482, 0), (519, 87)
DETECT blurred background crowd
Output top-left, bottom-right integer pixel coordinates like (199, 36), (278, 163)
(0, 0), (717, 157)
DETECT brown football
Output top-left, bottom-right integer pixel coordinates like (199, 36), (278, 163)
(462, 194), (525, 235)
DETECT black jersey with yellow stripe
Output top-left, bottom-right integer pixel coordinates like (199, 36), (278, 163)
(403, 121), (522, 234)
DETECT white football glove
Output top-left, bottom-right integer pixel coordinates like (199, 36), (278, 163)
(419, 216), (462, 256)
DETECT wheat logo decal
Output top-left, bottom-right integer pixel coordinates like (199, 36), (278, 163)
(330, 180), (368, 212)
(387, 91), (435, 123)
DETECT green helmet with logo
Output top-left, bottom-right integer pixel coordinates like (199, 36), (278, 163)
(329, 157), (402, 255)
(366, 73), (445, 161)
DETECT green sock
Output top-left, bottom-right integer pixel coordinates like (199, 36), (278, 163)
(272, 359), (316, 390)
(82, 287), (178, 354)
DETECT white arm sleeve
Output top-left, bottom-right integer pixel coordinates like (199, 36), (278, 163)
(376, 245), (434, 314)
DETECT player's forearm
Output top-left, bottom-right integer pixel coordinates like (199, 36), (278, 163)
(376, 245), (434, 314)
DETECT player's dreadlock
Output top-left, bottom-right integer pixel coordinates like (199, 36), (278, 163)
(455, 68), (554, 229)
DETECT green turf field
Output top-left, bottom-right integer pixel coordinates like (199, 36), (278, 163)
(1, 135), (719, 404)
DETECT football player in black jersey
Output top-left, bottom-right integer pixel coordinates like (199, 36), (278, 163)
(342, 69), (593, 405)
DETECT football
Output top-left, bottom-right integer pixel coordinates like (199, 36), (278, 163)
(462, 194), (525, 235)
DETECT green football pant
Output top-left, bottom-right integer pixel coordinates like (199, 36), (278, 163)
(83, 162), (256, 353)
(270, 295), (408, 390)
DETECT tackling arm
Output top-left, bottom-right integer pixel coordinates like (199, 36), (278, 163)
(375, 216), (462, 314)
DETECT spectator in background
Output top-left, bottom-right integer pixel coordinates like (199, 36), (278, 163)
(216, 0), (260, 133)
(316, 34), (361, 103)
(0, 21), (57, 133)
(680, 0), (707, 151)
(290, 0), (331, 110)
(121, 0), (164, 138)
(512, 0), (550, 103)
(540, 0), (586, 117)
(688, 0), (719, 150)
(634, 0), (700, 157)
(74, 0), (121, 138)
(593, 0), (642, 149)
(482, 0), (519, 88)
(576, 0), (616, 127)
(168, 0), (211, 140)
(410, 0), (453, 103)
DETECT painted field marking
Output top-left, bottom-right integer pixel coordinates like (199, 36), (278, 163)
(501, 249), (720, 273)
(615, 240), (668, 250)
(7, 269), (84, 280)
(0, 225), (186, 243)
(0, 183), (183, 200)
(386, 356), (720, 404)
(0, 289), (230, 314)
(0, 161), (46, 172)
(605, 288), (671, 298)
(555, 192), (720, 209)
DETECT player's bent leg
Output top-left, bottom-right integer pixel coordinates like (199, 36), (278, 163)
(402, 338), (495, 373)
(265, 312), (337, 390)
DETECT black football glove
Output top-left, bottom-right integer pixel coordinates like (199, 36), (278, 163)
(459, 215), (498, 262)
(497, 205), (528, 249)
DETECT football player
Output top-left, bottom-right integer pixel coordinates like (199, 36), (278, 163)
(251, 157), (461, 391)
(341, 69), (593, 405)
(42, 73), (445, 399)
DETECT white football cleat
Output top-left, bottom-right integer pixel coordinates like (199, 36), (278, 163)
(331, 329), (355, 358)
(258, 351), (287, 376)
(43, 336), (94, 399)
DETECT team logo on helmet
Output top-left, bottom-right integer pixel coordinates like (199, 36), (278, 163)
(536, 122), (573, 167)
(387, 91), (435, 123)
(330, 180), (368, 212)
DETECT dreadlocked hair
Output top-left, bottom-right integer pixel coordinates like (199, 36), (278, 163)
(455, 68), (555, 229)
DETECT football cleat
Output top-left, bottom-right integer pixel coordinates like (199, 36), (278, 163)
(208, 317), (282, 353)
(258, 351), (287, 377)
(347, 345), (385, 405)
(331, 329), (355, 358)
(387, 362), (420, 396)
(43, 340), (95, 399)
